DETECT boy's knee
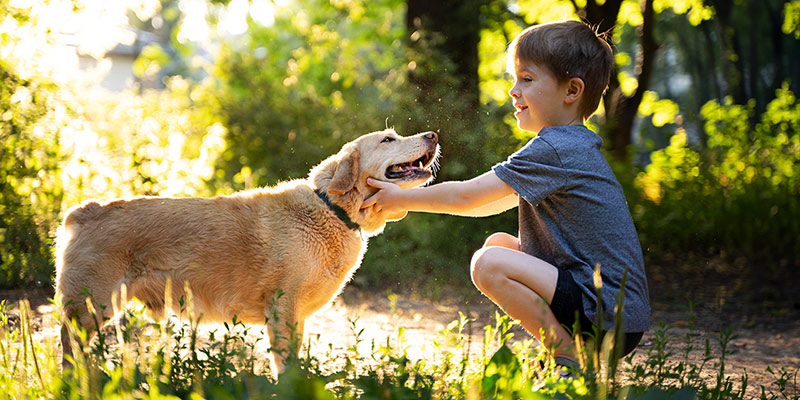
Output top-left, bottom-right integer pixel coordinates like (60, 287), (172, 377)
(470, 247), (506, 293)
(483, 232), (517, 248)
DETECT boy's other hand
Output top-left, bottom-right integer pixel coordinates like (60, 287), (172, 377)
(360, 178), (404, 214)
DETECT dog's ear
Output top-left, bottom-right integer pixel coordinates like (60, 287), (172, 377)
(328, 150), (360, 195)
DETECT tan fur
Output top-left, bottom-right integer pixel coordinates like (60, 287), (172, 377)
(54, 129), (438, 377)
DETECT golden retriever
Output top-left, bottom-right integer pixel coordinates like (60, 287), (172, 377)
(55, 129), (439, 377)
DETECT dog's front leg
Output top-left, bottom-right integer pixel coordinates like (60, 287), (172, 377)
(265, 293), (303, 380)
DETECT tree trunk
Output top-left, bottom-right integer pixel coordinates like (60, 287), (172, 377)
(767, 1), (786, 94)
(405, 0), (481, 108)
(405, 0), (485, 177)
(583, 0), (657, 162)
(709, 0), (747, 104)
(700, 21), (724, 100)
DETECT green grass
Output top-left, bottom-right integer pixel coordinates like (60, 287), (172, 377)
(0, 298), (797, 400)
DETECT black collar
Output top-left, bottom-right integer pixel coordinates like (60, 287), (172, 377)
(314, 189), (361, 231)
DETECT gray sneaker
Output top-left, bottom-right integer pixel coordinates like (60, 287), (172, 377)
(530, 356), (580, 391)
(553, 356), (580, 379)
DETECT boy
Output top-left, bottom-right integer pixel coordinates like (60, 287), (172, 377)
(361, 20), (650, 367)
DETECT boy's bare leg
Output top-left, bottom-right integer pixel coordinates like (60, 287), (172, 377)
(482, 232), (520, 250)
(471, 232), (576, 359)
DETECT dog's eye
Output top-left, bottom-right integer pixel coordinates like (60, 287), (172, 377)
(381, 136), (396, 143)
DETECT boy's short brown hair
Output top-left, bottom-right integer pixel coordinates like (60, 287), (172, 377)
(507, 20), (614, 119)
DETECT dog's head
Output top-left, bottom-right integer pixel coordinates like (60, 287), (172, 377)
(310, 129), (440, 235)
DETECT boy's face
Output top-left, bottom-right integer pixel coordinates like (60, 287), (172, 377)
(509, 61), (570, 133)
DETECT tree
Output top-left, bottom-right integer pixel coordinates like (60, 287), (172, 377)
(405, 0), (483, 128)
(581, 0), (658, 161)
(699, 0), (800, 115)
(511, 0), (800, 160)
(210, 0), (409, 187)
(406, 0), (708, 162)
(404, 0), (490, 179)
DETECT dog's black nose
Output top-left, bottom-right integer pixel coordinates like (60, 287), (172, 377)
(423, 131), (438, 143)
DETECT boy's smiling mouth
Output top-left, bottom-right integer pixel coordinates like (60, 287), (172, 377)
(514, 104), (528, 115)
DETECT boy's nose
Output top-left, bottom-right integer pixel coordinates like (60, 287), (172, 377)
(509, 86), (520, 98)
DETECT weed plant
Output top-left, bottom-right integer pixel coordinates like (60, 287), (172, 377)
(0, 296), (797, 400)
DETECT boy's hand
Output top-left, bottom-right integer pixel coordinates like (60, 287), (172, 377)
(360, 178), (405, 215)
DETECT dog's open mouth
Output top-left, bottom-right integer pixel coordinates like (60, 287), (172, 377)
(385, 150), (436, 180)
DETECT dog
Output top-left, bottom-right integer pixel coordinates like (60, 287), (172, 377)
(54, 129), (439, 377)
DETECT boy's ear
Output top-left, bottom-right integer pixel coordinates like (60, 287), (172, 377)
(564, 77), (584, 105)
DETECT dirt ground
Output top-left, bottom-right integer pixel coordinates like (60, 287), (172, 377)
(2, 272), (799, 398)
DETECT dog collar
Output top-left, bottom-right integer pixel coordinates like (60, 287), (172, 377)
(314, 189), (361, 231)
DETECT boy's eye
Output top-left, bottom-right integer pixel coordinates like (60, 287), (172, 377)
(381, 136), (396, 143)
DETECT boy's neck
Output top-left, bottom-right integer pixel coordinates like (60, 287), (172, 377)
(549, 107), (585, 128)
(545, 117), (586, 130)
(536, 117), (588, 135)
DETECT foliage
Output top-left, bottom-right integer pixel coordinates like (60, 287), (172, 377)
(130, 0), (210, 85)
(208, 0), (407, 189)
(785, 1), (800, 39)
(2, 295), (798, 399)
(0, 58), (61, 288)
(2, 3), (798, 396)
(633, 85), (800, 265)
(0, 0), (228, 288)
(201, 0), (521, 294)
(0, 0), (67, 288)
(358, 211), (517, 297)
(59, 79), (226, 203)
(0, 72), (227, 289)
(1, 0), (799, 300)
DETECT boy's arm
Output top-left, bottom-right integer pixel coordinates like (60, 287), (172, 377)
(460, 193), (518, 217)
(361, 170), (518, 217)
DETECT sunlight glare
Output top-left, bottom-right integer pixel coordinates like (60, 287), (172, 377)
(178, 0), (210, 43)
(218, 0), (249, 36)
(50, 0), (158, 59)
(249, 0), (276, 27)
(2, 0), (160, 87)
(179, 0), (277, 44)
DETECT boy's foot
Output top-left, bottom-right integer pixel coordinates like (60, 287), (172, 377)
(552, 356), (580, 379)
(531, 356), (580, 391)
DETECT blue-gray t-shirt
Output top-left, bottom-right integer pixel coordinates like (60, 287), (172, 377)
(492, 125), (650, 332)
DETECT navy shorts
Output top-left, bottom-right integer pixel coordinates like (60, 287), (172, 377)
(550, 269), (643, 357)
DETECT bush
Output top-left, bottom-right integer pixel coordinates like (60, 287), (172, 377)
(0, 57), (63, 288)
(0, 0), (227, 288)
(209, 0), (409, 190)
(633, 84), (800, 269)
(359, 211), (517, 298)
(58, 78), (226, 203)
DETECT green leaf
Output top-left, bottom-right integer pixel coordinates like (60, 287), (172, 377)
(784, 1), (800, 38)
(482, 345), (524, 398)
